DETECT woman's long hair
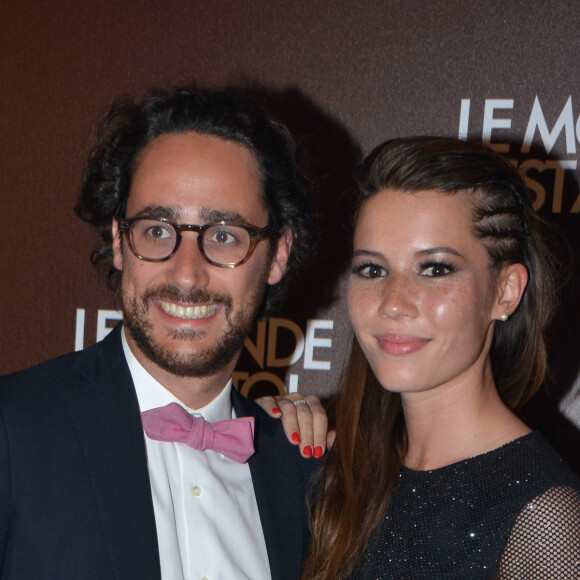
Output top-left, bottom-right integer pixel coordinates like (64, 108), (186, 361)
(302, 137), (557, 579)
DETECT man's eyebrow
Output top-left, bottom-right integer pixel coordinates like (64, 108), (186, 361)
(132, 205), (182, 220)
(199, 207), (253, 225)
(129, 205), (257, 226)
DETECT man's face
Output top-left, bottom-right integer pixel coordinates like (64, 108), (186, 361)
(112, 131), (289, 378)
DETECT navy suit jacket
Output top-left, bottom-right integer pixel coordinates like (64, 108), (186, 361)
(0, 326), (317, 579)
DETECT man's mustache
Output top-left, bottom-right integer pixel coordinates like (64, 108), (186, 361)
(141, 285), (233, 310)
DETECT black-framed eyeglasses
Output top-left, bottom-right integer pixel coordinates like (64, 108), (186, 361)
(118, 216), (278, 268)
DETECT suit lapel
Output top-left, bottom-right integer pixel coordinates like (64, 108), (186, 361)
(62, 326), (162, 580)
(60, 327), (310, 580)
(233, 389), (312, 580)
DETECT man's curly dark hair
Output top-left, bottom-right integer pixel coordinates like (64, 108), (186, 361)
(75, 84), (317, 315)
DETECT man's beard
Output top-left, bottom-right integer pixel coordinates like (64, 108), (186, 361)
(121, 280), (266, 378)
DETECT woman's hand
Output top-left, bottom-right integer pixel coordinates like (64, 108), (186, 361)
(256, 393), (336, 459)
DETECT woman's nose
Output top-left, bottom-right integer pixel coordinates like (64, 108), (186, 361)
(378, 275), (419, 319)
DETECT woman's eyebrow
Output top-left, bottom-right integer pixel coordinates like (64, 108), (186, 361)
(352, 247), (464, 259)
(352, 249), (383, 259)
(416, 246), (463, 258)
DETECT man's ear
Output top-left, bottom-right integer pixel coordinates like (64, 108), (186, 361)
(492, 263), (528, 321)
(268, 227), (292, 285)
(112, 218), (123, 271)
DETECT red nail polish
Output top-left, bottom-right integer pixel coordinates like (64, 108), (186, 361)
(291, 432), (301, 443)
(313, 445), (323, 459)
(303, 445), (313, 457)
(272, 407), (281, 414)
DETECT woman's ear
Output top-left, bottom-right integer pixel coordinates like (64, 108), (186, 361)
(492, 263), (528, 321)
(112, 218), (123, 271)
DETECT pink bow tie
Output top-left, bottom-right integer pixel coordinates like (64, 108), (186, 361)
(141, 402), (255, 463)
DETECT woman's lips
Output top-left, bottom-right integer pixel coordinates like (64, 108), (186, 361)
(376, 333), (430, 355)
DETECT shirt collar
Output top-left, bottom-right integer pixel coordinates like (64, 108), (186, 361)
(121, 327), (234, 422)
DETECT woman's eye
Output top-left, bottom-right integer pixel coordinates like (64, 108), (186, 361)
(353, 264), (386, 279)
(422, 263), (453, 277)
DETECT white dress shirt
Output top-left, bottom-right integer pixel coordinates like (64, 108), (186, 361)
(122, 332), (271, 580)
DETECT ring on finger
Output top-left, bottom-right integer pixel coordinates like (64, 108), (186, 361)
(293, 399), (309, 407)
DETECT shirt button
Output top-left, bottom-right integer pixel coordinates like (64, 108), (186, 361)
(191, 485), (202, 497)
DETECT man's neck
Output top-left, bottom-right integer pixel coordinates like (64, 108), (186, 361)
(123, 328), (238, 409)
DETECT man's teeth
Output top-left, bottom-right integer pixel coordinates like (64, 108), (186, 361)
(159, 300), (217, 319)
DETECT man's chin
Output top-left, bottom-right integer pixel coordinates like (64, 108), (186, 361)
(165, 327), (208, 341)
(150, 347), (240, 378)
(127, 325), (244, 378)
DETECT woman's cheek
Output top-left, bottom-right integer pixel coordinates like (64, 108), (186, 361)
(347, 283), (378, 329)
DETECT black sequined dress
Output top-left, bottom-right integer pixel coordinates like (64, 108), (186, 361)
(350, 432), (580, 579)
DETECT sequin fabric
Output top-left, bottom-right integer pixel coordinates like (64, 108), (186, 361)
(349, 432), (580, 579)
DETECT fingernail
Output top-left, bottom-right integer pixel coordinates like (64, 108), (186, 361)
(303, 445), (312, 458)
(291, 432), (301, 443)
(272, 407), (281, 414)
(313, 445), (323, 459)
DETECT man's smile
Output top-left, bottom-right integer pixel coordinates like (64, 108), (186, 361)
(158, 300), (218, 320)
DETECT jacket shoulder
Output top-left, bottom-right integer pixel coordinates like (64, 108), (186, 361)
(0, 326), (124, 403)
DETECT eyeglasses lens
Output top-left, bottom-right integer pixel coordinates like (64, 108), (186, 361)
(131, 219), (176, 259)
(202, 224), (251, 264)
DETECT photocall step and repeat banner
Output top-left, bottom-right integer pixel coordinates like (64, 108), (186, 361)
(1, 3), (579, 470)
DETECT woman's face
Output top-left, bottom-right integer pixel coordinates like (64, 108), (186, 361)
(348, 188), (504, 395)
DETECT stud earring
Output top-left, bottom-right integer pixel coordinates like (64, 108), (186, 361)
(499, 313), (509, 321)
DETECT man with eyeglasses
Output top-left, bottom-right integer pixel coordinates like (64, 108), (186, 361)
(0, 85), (325, 580)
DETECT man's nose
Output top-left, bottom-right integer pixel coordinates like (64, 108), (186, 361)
(165, 233), (210, 289)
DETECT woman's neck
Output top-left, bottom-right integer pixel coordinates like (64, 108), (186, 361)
(402, 362), (530, 471)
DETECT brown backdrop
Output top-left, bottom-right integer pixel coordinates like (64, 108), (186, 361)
(1, 1), (579, 470)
